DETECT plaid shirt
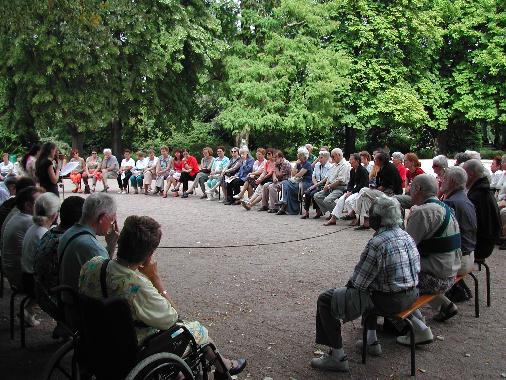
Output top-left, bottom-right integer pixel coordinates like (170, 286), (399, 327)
(350, 226), (420, 293)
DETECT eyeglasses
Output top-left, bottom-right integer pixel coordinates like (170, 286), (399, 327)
(231, 150), (238, 153)
(92, 152), (97, 154)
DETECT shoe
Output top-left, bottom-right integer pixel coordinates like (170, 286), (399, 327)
(233, 200), (241, 205)
(340, 214), (355, 220)
(134, 188), (139, 194)
(350, 218), (359, 226)
(241, 201), (251, 210)
(258, 206), (269, 211)
(228, 358), (247, 376)
(268, 208), (279, 213)
(313, 211), (322, 219)
(355, 225), (370, 230)
(218, 199), (224, 203)
(276, 209), (287, 215)
(173, 192), (179, 197)
(223, 201), (233, 205)
(182, 192), (189, 198)
(433, 302), (458, 322)
(300, 213), (309, 219)
(396, 327), (433, 346)
(324, 219), (337, 226)
(355, 340), (382, 356)
(117, 190), (123, 194)
(310, 354), (349, 372)
(162, 192), (168, 198)
(122, 190), (127, 194)
(200, 194), (207, 199)
(72, 188), (78, 193)
(208, 191), (215, 200)
(152, 188), (160, 195)
(233, 194), (241, 199)
(325, 215), (332, 220)
(171, 188), (179, 192)
(101, 187), (109, 192)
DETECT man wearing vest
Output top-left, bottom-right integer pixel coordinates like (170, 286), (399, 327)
(401, 174), (461, 346)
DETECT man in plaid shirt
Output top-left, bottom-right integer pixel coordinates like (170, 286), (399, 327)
(311, 195), (420, 373)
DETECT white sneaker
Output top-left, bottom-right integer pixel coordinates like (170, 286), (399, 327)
(233, 194), (241, 199)
(122, 190), (127, 194)
(310, 354), (349, 372)
(397, 327), (433, 346)
(117, 190), (123, 194)
(355, 340), (382, 356)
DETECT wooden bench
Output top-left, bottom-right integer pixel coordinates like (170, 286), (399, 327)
(362, 273), (479, 376)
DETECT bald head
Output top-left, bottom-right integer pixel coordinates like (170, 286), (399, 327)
(410, 174), (438, 205)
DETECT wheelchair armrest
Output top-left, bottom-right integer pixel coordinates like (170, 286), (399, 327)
(139, 323), (198, 360)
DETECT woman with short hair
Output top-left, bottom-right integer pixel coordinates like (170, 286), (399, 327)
(69, 149), (86, 193)
(241, 148), (275, 210)
(183, 147), (214, 198)
(79, 215), (247, 379)
(117, 149), (135, 194)
(179, 149), (200, 197)
(233, 148), (267, 203)
(142, 149), (158, 194)
(163, 149), (183, 197)
(392, 152), (407, 189)
(82, 150), (102, 193)
(224, 148), (253, 205)
(205, 147), (230, 200)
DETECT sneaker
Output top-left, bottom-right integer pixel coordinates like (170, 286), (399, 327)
(208, 191), (215, 200)
(241, 200), (251, 211)
(310, 354), (349, 372)
(433, 302), (458, 322)
(355, 340), (382, 356)
(134, 188), (139, 194)
(233, 194), (241, 200)
(218, 199), (225, 203)
(258, 206), (269, 212)
(117, 190), (123, 194)
(101, 187), (109, 193)
(396, 327), (433, 346)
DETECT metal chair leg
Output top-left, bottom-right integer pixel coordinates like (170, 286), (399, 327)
(405, 318), (416, 376)
(10, 290), (17, 339)
(0, 260), (4, 298)
(468, 272), (479, 318)
(477, 261), (491, 307)
(361, 315), (369, 364)
(20, 296), (30, 348)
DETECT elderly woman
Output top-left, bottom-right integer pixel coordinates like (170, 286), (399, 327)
(241, 148), (275, 210)
(130, 151), (147, 194)
(98, 148), (119, 192)
(301, 151), (331, 219)
(142, 149), (158, 194)
(394, 152), (425, 210)
(35, 142), (64, 196)
(82, 150), (102, 193)
(205, 147), (230, 200)
(391, 152), (407, 189)
(153, 147), (172, 195)
(162, 149), (182, 197)
(20, 192), (60, 326)
(79, 215), (247, 379)
(276, 147), (313, 215)
(215, 147), (242, 202)
(432, 154), (448, 198)
(183, 147), (214, 198)
(233, 148), (267, 202)
(178, 149), (200, 196)
(259, 151), (292, 212)
(69, 149), (86, 193)
(224, 148), (253, 205)
(117, 149), (135, 194)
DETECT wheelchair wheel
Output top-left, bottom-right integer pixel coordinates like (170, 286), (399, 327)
(42, 340), (80, 380)
(126, 352), (194, 380)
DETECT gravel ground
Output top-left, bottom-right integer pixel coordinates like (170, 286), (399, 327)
(0, 179), (505, 379)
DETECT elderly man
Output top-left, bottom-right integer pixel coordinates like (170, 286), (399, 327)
(58, 193), (119, 293)
(354, 152), (403, 229)
(462, 159), (501, 258)
(313, 148), (350, 218)
(311, 196), (419, 372)
(431, 166), (477, 320)
(325, 153), (369, 225)
(399, 174), (461, 345)
(98, 148), (119, 192)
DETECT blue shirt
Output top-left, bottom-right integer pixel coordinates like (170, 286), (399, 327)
(298, 161), (313, 186)
(238, 157), (254, 181)
(58, 224), (108, 292)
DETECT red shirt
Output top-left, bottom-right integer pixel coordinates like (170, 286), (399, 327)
(406, 167), (424, 185)
(173, 160), (184, 172)
(396, 164), (407, 188)
(184, 155), (199, 177)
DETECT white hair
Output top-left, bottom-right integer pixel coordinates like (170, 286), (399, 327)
(331, 148), (343, 157)
(80, 192), (117, 224)
(370, 195), (402, 227)
(103, 148), (112, 155)
(411, 174), (438, 199)
(33, 193), (61, 226)
(297, 146), (309, 159)
(432, 155), (448, 169)
(463, 158), (487, 179)
(444, 166), (468, 191)
(319, 151), (330, 158)
(392, 151), (404, 161)
(305, 144), (313, 150)
(238, 147), (249, 156)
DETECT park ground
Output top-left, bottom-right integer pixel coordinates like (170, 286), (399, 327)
(0, 178), (505, 379)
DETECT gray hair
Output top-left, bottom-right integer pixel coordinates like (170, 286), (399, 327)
(80, 192), (117, 224)
(462, 159), (487, 180)
(305, 144), (313, 150)
(33, 193), (61, 226)
(238, 147), (249, 156)
(432, 155), (448, 169)
(411, 174), (438, 199)
(370, 195), (402, 227)
(392, 151), (404, 161)
(331, 148), (343, 157)
(103, 148), (112, 155)
(464, 150), (481, 160)
(444, 166), (468, 191)
(297, 146), (309, 159)
(319, 150), (330, 159)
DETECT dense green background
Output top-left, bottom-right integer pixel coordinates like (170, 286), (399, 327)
(0, 0), (504, 159)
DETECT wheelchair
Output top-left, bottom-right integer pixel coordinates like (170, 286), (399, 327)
(43, 286), (232, 380)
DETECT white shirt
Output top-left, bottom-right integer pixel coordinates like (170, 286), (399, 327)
(120, 158), (135, 171)
(0, 161), (14, 177)
(490, 170), (504, 190)
(133, 158), (148, 176)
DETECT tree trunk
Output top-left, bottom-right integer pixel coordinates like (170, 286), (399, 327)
(68, 125), (85, 152)
(111, 119), (122, 156)
(344, 126), (356, 157)
(435, 130), (448, 155)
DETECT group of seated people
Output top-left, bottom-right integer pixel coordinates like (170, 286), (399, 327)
(0, 188), (247, 378)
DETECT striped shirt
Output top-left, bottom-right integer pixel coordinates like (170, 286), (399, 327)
(350, 226), (420, 293)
